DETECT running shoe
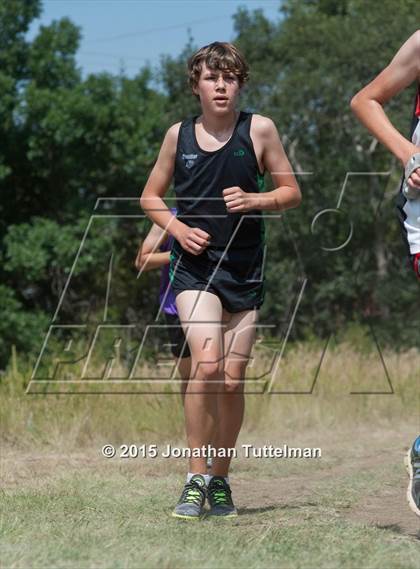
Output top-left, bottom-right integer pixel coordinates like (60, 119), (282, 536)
(405, 435), (420, 517)
(207, 476), (238, 518)
(172, 474), (207, 520)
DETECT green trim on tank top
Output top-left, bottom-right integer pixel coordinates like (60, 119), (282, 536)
(169, 257), (174, 283)
(256, 171), (266, 244)
(257, 172), (265, 193)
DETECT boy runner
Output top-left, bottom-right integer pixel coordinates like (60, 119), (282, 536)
(350, 30), (420, 517)
(140, 41), (301, 520)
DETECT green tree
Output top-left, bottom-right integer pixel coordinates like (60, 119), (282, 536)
(0, 1), (167, 368)
(1, 0), (418, 371)
(233, 0), (419, 342)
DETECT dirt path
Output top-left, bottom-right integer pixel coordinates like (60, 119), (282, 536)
(2, 428), (419, 539)
(232, 469), (419, 538)
(232, 430), (420, 538)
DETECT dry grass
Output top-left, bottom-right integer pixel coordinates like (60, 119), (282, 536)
(1, 337), (419, 569)
(1, 337), (418, 452)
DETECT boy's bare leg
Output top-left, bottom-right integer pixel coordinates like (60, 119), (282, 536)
(176, 356), (191, 405)
(175, 290), (226, 474)
(176, 356), (213, 469)
(210, 308), (258, 477)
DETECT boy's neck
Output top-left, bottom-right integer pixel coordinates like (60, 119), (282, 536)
(197, 109), (239, 137)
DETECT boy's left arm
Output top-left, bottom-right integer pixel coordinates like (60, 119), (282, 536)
(223, 117), (302, 213)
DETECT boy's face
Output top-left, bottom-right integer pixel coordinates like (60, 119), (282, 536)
(193, 62), (241, 113)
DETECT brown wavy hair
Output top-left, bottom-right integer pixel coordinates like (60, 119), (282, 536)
(188, 42), (249, 100)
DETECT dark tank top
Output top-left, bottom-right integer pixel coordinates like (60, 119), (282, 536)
(173, 110), (266, 249)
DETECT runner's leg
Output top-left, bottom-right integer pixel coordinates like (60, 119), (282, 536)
(175, 290), (226, 474)
(176, 356), (191, 404)
(211, 308), (258, 477)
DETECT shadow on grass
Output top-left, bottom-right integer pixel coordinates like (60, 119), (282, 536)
(235, 503), (319, 515)
(375, 523), (420, 540)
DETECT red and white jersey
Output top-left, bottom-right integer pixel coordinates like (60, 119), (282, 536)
(398, 84), (420, 255)
(412, 86), (420, 144)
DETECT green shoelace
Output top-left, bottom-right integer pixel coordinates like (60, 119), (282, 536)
(211, 490), (229, 505)
(180, 483), (203, 505)
(208, 481), (233, 506)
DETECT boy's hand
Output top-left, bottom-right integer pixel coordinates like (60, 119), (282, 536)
(177, 225), (211, 255)
(223, 186), (258, 212)
(402, 145), (420, 191)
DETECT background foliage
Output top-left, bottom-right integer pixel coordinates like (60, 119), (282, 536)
(1, 0), (418, 369)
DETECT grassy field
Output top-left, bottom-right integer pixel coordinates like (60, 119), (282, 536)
(1, 339), (419, 568)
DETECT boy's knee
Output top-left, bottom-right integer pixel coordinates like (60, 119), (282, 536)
(223, 361), (248, 392)
(225, 360), (248, 379)
(195, 359), (223, 380)
(224, 378), (244, 393)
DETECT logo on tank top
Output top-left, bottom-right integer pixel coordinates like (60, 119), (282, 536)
(182, 153), (198, 169)
(234, 149), (245, 157)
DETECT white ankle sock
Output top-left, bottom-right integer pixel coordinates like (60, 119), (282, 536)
(187, 472), (211, 485)
(187, 472), (229, 485)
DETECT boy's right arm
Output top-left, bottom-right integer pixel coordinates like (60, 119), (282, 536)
(139, 123), (211, 255)
(350, 31), (420, 173)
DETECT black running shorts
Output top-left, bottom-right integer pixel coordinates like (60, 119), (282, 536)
(164, 312), (191, 359)
(169, 240), (265, 313)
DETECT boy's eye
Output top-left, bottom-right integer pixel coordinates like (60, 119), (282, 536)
(205, 74), (236, 81)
